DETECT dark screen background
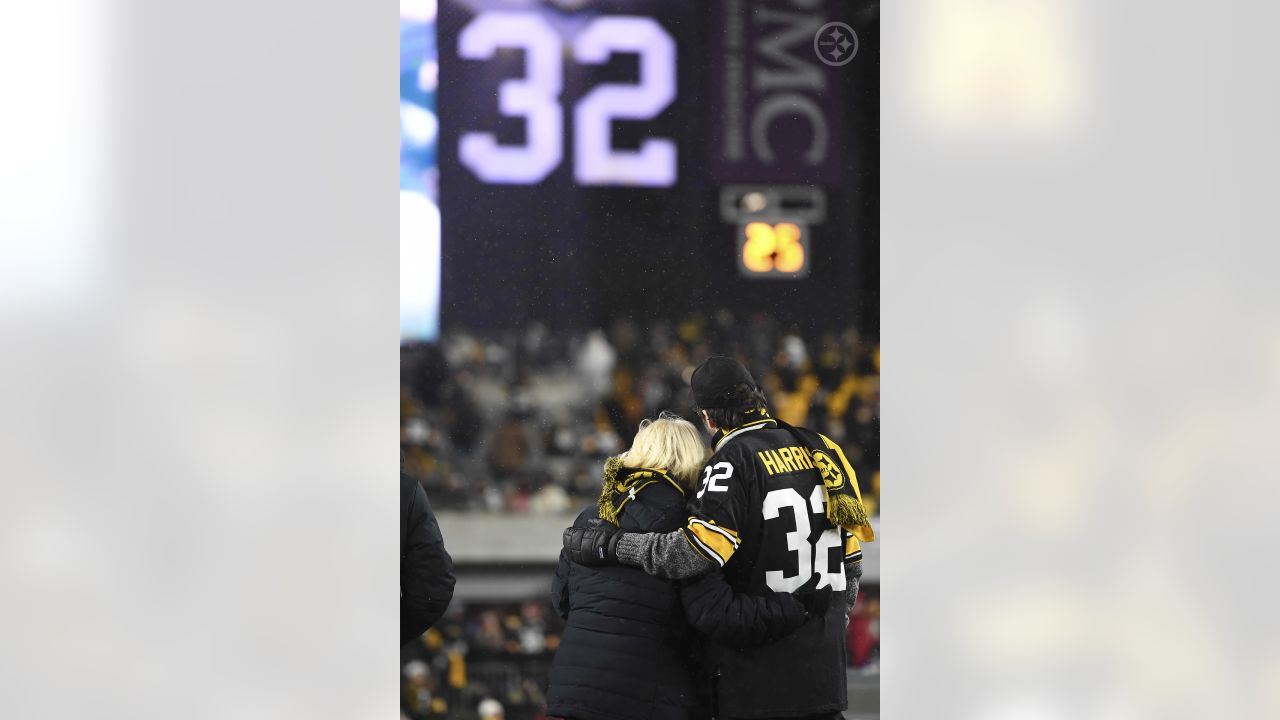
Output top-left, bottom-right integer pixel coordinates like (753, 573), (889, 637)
(438, 0), (878, 335)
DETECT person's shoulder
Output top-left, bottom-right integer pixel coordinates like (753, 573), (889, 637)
(573, 505), (600, 528)
(620, 481), (687, 532)
(806, 427), (836, 446)
(638, 480), (686, 510)
(710, 434), (760, 463)
(401, 473), (424, 510)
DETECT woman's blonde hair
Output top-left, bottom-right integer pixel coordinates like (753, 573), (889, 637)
(617, 411), (710, 489)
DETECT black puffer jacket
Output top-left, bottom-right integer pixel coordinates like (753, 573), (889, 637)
(401, 472), (455, 645)
(546, 463), (806, 720)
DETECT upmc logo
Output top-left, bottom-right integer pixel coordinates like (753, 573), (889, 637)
(709, 0), (850, 185)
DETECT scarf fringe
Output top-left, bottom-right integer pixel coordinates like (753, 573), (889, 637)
(826, 491), (869, 529)
(597, 457), (624, 526)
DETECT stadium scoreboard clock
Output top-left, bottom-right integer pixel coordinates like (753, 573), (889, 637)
(722, 185), (825, 280)
(738, 220), (810, 279)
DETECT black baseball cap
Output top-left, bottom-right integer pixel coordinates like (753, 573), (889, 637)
(691, 356), (758, 409)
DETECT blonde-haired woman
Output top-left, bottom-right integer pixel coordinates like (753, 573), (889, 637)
(547, 413), (806, 720)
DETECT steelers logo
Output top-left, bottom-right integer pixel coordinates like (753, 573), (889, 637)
(812, 450), (844, 490)
(813, 22), (858, 67)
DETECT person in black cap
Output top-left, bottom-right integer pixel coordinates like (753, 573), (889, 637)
(563, 356), (876, 720)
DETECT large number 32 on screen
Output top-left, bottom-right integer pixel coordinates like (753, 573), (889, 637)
(458, 12), (677, 187)
(762, 486), (847, 593)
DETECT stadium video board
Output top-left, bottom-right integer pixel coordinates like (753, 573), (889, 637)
(437, 0), (876, 332)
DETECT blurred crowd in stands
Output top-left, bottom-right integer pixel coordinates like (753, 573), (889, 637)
(400, 590), (880, 720)
(402, 601), (561, 720)
(401, 312), (880, 515)
(846, 586), (881, 674)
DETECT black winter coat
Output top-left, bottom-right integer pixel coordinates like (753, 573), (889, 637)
(401, 472), (455, 645)
(547, 466), (805, 720)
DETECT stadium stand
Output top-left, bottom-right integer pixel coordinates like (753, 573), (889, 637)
(400, 312), (880, 517)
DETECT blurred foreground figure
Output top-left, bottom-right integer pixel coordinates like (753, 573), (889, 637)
(402, 466), (455, 645)
(565, 357), (875, 720)
(547, 414), (808, 720)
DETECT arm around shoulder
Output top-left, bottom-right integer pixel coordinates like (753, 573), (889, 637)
(680, 571), (807, 647)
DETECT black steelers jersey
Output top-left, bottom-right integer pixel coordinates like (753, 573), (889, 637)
(681, 418), (866, 595)
(679, 416), (872, 718)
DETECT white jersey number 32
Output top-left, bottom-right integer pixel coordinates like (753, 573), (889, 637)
(762, 486), (846, 592)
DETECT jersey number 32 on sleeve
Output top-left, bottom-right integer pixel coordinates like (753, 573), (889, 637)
(695, 462), (733, 499)
(762, 486), (846, 592)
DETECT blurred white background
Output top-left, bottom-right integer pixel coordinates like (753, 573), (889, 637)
(0, 1), (394, 717)
(884, 0), (1280, 718)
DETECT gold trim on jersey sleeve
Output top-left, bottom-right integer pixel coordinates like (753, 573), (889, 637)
(844, 533), (864, 562)
(683, 517), (740, 566)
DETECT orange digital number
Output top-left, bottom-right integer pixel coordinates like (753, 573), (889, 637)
(743, 222), (804, 273)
